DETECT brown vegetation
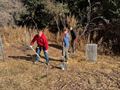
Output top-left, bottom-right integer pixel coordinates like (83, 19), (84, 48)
(0, 27), (119, 90)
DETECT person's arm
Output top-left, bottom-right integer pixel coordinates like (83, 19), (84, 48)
(30, 35), (37, 46)
(43, 35), (48, 51)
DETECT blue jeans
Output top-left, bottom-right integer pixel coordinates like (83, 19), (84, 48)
(36, 47), (49, 63)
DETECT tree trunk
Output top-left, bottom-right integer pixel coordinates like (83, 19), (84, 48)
(88, 0), (91, 23)
(87, 0), (91, 43)
(54, 17), (61, 43)
(60, 16), (66, 28)
(87, 33), (91, 43)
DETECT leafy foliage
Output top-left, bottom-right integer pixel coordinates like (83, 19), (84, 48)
(18, 0), (69, 29)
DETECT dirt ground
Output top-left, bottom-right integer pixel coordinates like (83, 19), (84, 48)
(0, 42), (120, 90)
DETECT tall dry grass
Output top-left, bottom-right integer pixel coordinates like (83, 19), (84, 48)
(0, 26), (57, 47)
(0, 26), (31, 46)
(67, 15), (78, 28)
(0, 26), (87, 53)
(43, 27), (57, 42)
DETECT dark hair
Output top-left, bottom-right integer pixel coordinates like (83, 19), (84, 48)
(64, 27), (68, 31)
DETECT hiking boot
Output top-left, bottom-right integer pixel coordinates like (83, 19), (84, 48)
(46, 62), (49, 66)
(60, 62), (67, 70)
(62, 67), (65, 70)
(65, 61), (68, 64)
(34, 61), (39, 64)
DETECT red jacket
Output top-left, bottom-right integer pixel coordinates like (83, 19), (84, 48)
(30, 33), (48, 50)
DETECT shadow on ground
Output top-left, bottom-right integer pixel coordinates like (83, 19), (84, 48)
(8, 54), (35, 62)
(8, 54), (63, 63)
(40, 55), (63, 62)
(49, 43), (62, 50)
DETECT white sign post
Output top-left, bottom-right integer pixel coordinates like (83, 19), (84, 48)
(86, 44), (97, 61)
(0, 36), (4, 61)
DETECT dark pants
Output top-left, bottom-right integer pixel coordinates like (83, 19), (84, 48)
(36, 46), (49, 63)
(71, 40), (76, 53)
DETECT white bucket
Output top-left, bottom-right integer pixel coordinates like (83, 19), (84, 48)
(86, 44), (97, 61)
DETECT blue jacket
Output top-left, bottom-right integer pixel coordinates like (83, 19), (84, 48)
(63, 33), (70, 48)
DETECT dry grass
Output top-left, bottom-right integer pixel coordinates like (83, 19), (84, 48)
(0, 26), (57, 46)
(67, 15), (78, 28)
(0, 27), (37, 46)
(43, 27), (57, 42)
(0, 51), (119, 90)
(0, 26), (119, 90)
(0, 26), (31, 46)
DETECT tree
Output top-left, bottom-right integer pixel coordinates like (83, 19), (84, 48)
(19, 0), (52, 29)
(102, 0), (120, 20)
(42, 0), (69, 42)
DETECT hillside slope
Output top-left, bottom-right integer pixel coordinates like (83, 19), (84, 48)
(0, 0), (24, 27)
(0, 27), (120, 90)
(0, 41), (119, 90)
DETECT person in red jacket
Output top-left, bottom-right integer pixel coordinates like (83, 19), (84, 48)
(30, 30), (49, 64)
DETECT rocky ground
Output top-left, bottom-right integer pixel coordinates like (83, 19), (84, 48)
(0, 0), (24, 26)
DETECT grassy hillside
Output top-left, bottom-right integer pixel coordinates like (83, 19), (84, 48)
(0, 27), (119, 90)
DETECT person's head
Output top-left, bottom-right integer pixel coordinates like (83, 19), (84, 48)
(63, 28), (68, 34)
(38, 30), (43, 37)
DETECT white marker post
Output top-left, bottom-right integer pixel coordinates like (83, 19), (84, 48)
(0, 36), (4, 61)
(86, 44), (97, 61)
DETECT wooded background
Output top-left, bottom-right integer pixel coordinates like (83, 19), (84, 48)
(0, 0), (120, 54)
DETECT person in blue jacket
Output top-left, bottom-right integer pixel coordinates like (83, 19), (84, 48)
(62, 28), (70, 62)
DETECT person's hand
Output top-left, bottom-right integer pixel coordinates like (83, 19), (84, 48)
(45, 50), (48, 53)
(30, 45), (33, 48)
